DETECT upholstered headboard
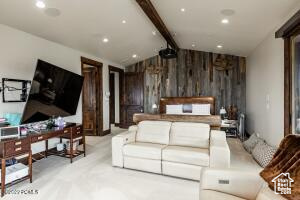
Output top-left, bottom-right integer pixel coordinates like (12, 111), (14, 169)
(159, 96), (215, 115)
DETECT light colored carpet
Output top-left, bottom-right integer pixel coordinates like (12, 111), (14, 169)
(2, 126), (198, 200)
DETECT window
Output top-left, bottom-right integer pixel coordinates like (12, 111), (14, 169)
(292, 34), (300, 134)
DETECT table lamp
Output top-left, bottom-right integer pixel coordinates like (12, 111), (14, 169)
(220, 107), (227, 120)
(152, 103), (158, 114)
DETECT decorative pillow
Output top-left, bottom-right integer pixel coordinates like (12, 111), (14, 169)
(260, 135), (300, 200)
(252, 141), (277, 168)
(243, 133), (261, 153)
(182, 104), (192, 113)
(192, 104), (211, 115)
(166, 105), (183, 114)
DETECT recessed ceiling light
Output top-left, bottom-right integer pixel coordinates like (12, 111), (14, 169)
(36, 1), (46, 8)
(152, 31), (157, 36)
(192, 44), (196, 47)
(217, 45), (223, 49)
(132, 54), (137, 58)
(221, 19), (229, 24)
(102, 38), (109, 43)
(181, 8), (185, 12)
(122, 20), (126, 24)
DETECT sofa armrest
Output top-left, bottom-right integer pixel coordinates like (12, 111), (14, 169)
(112, 128), (137, 167)
(209, 130), (230, 168)
(128, 125), (138, 132)
(200, 168), (264, 200)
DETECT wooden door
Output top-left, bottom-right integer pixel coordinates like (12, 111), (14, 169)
(120, 72), (144, 128)
(109, 73), (115, 124)
(82, 66), (98, 135)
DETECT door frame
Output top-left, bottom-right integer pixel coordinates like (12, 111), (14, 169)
(81, 57), (103, 136)
(109, 65), (124, 129)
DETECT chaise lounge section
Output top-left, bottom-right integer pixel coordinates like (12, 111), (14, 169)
(199, 168), (286, 200)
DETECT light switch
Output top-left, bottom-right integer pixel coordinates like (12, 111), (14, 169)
(266, 94), (270, 110)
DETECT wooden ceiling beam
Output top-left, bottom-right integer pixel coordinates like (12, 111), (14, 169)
(136, 0), (179, 50)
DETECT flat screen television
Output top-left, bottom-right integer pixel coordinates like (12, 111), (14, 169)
(21, 59), (84, 124)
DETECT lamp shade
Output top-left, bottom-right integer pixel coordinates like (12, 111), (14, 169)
(220, 107), (227, 115)
(152, 104), (158, 109)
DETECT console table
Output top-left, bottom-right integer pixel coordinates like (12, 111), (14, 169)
(0, 123), (85, 197)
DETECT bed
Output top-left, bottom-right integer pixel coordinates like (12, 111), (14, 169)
(133, 97), (221, 130)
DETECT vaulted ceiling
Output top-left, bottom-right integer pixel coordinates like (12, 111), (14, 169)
(0, 0), (299, 66)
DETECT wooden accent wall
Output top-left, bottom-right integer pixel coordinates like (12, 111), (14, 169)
(126, 49), (246, 114)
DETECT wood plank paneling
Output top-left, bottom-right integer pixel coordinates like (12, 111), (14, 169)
(126, 49), (246, 115)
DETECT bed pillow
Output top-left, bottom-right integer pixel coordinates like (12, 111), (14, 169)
(243, 133), (262, 153)
(252, 141), (277, 168)
(192, 104), (211, 115)
(166, 105), (183, 115)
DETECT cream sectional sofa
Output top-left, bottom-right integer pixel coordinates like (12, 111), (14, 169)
(199, 139), (286, 200)
(112, 120), (230, 180)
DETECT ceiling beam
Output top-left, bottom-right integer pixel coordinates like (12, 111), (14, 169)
(136, 0), (179, 50)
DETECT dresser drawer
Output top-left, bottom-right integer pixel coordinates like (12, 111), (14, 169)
(31, 135), (47, 143)
(74, 126), (82, 136)
(49, 130), (63, 137)
(4, 138), (30, 157)
(63, 128), (71, 134)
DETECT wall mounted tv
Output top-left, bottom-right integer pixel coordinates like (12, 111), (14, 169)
(21, 59), (84, 124)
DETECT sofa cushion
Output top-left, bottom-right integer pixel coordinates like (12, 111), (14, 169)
(162, 146), (209, 166)
(200, 190), (246, 200)
(166, 105), (183, 114)
(169, 122), (210, 148)
(123, 142), (166, 160)
(192, 104), (211, 115)
(227, 138), (262, 172)
(252, 141), (277, 168)
(243, 133), (263, 153)
(136, 121), (172, 145)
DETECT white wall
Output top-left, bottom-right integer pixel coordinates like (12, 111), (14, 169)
(246, 5), (300, 147)
(0, 24), (124, 131)
(246, 33), (284, 147)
